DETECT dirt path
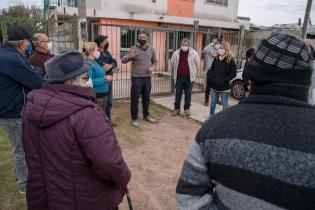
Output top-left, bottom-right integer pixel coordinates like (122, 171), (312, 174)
(115, 109), (201, 210)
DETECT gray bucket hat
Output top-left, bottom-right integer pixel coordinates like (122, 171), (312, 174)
(44, 50), (90, 83)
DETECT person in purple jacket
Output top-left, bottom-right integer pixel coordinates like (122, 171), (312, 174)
(22, 50), (131, 210)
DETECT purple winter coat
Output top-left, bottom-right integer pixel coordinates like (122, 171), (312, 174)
(22, 84), (131, 210)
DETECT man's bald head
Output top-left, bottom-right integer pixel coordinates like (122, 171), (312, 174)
(33, 33), (50, 53)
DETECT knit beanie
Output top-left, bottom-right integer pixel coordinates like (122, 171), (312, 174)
(246, 33), (312, 86)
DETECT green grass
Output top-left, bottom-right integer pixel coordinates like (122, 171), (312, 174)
(0, 100), (171, 209)
(0, 128), (26, 210)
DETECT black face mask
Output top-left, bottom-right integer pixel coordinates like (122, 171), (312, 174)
(104, 43), (109, 51)
(137, 39), (147, 46)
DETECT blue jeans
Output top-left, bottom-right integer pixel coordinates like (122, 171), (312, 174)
(0, 118), (27, 191)
(106, 81), (113, 120)
(210, 90), (229, 115)
(174, 77), (194, 110)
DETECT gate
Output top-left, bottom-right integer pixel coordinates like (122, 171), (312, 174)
(0, 16), (79, 54)
(91, 23), (214, 99)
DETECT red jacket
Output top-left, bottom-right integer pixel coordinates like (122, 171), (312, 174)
(22, 84), (131, 210)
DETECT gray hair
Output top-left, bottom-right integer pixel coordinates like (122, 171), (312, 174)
(181, 38), (191, 46)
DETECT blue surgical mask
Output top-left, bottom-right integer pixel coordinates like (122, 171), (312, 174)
(25, 44), (33, 56)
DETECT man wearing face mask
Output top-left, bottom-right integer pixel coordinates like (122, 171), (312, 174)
(22, 50), (131, 210)
(30, 33), (55, 75)
(203, 35), (219, 106)
(94, 35), (117, 125)
(171, 38), (200, 117)
(0, 26), (43, 193)
(122, 30), (158, 128)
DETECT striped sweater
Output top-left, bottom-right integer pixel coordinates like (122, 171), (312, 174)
(176, 93), (315, 210)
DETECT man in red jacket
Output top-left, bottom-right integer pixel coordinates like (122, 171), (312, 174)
(22, 50), (131, 210)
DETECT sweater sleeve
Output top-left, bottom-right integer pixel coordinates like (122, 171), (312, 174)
(9, 60), (43, 90)
(151, 48), (158, 69)
(176, 140), (213, 210)
(121, 47), (134, 64)
(224, 58), (237, 82)
(75, 107), (131, 187)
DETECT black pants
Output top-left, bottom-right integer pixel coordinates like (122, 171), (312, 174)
(130, 77), (151, 120)
(174, 77), (193, 110)
(205, 77), (211, 101)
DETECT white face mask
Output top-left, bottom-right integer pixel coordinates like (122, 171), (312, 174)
(214, 44), (220, 50)
(218, 49), (226, 56)
(93, 51), (100, 59)
(73, 75), (93, 88)
(181, 46), (189, 52)
(47, 42), (53, 51)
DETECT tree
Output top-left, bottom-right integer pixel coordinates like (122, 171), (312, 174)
(0, 4), (44, 44)
(0, 4), (43, 19)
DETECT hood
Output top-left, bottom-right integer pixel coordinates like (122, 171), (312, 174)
(24, 84), (97, 128)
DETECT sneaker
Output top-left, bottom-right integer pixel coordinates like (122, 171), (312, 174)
(184, 110), (191, 117)
(204, 101), (209, 106)
(18, 188), (26, 194)
(131, 120), (139, 128)
(171, 109), (180, 116)
(144, 116), (156, 123)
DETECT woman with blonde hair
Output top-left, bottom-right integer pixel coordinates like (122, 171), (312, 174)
(83, 42), (109, 112)
(207, 41), (237, 116)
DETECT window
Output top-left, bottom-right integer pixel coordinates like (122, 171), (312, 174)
(205, 0), (228, 7)
(121, 29), (136, 50)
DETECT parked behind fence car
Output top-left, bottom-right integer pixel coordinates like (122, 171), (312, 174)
(0, 26), (43, 194)
(30, 33), (55, 76)
(122, 30), (158, 128)
(95, 35), (118, 126)
(171, 38), (200, 117)
(22, 50), (131, 210)
(176, 33), (315, 210)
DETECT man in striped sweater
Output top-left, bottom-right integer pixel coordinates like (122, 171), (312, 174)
(176, 33), (315, 210)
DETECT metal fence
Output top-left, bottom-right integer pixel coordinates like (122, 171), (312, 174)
(91, 23), (218, 99)
(0, 16), (79, 54)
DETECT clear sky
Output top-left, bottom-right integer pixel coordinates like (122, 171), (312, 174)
(0, 0), (314, 27)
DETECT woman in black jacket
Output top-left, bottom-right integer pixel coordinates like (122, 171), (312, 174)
(208, 41), (237, 115)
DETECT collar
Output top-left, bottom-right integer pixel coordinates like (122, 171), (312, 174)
(244, 83), (311, 105)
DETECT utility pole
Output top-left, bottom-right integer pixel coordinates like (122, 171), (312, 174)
(302, 0), (313, 40)
(78, 0), (87, 49)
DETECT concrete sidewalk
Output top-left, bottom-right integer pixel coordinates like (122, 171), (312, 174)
(153, 93), (239, 123)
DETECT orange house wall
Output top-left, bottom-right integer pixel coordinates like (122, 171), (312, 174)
(167, 0), (195, 17)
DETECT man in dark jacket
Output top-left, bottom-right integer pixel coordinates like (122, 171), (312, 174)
(30, 33), (54, 75)
(176, 33), (315, 210)
(0, 26), (43, 193)
(94, 35), (117, 125)
(22, 50), (131, 210)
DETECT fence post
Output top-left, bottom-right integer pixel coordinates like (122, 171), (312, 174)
(193, 20), (199, 50)
(165, 31), (170, 72)
(237, 25), (245, 69)
(72, 14), (79, 50)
